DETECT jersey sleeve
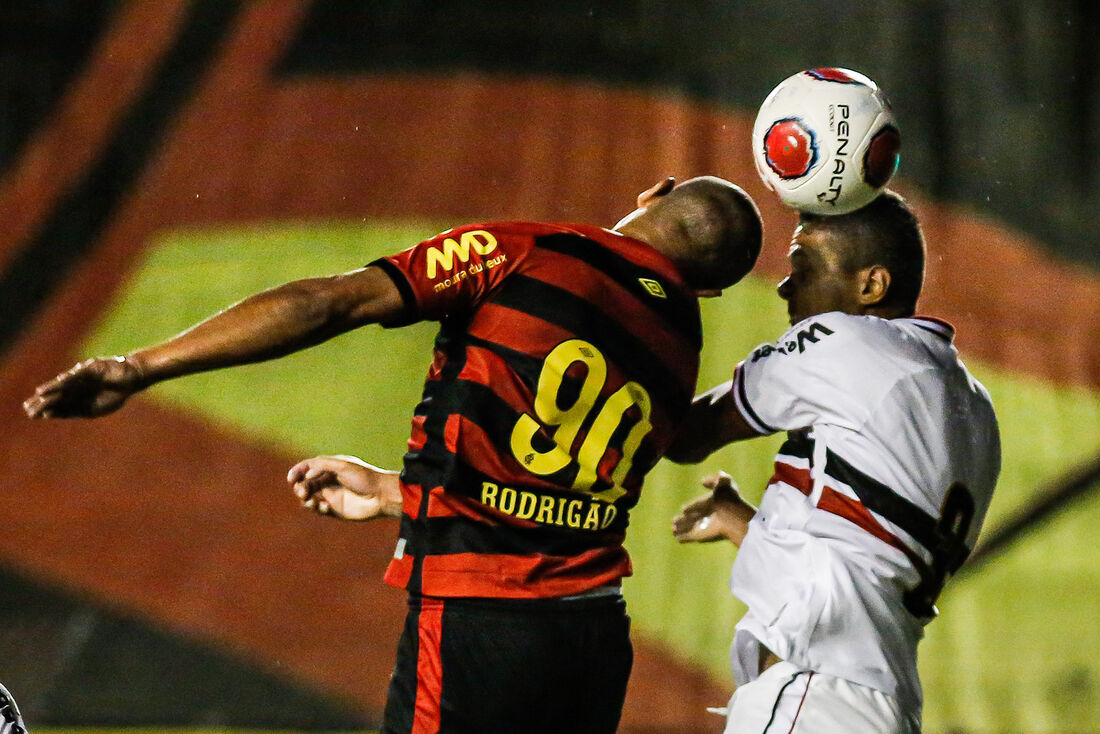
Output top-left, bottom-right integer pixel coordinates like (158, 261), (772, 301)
(371, 223), (533, 325)
(732, 313), (874, 435)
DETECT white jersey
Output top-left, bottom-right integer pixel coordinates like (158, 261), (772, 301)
(728, 312), (1000, 720)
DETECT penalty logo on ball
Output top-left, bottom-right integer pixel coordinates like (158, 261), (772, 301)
(762, 118), (818, 179)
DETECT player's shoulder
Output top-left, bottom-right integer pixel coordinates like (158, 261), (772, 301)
(748, 311), (867, 363)
(430, 221), (626, 251)
(424, 220), (547, 242)
(446, 220), (606, 237)
(783, 312), (951, 351)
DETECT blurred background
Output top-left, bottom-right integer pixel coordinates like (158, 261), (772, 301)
(1, 1), (1097, 733)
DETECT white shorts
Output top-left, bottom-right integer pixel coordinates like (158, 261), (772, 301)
(721, 661), (918, 734)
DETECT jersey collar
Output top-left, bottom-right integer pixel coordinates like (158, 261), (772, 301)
(903, 315), (956, 342)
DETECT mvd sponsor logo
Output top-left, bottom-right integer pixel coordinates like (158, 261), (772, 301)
(425, 229), (508, 292)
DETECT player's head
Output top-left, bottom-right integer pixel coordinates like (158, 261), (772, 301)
(779, 190), (925, 325)
(615, 176), (762, 292)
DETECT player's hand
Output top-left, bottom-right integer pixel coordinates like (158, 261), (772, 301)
(672, 471), (756, 546)
(23, 356), (148, 419)
(288, 455), (402, 521)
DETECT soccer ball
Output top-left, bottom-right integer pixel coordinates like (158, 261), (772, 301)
(752, 67), (901, 216)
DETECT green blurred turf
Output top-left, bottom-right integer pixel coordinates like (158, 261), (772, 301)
(80, 220), (1100, 734)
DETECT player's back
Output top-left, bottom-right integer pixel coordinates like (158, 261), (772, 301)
(806, 314), (1001, 552)
(376, 220), (703, 598)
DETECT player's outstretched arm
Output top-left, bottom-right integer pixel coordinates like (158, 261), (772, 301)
(288, 455), (402, 521)
(665, 380), (762, 464)
(23, 266), (405, 419)
(672, 472), (757, 547)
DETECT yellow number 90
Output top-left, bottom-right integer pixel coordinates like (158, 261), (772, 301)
(509, 339), (652, 503)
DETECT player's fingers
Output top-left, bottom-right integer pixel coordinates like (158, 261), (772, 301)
(24, 392), (63, 419)
(303, 470), (337, 492)
(679, 493), (713, 515)
(288, 456), (344, 483)
(676, 504), (701, 522)
(303, 495), (327, 513)
(22, 395), (42, 417)
(35, 366), (80, 394)
(674, 515), (715, 543)
(672, 509), (701, 533)
(304, 463), (338, 483)
(287, 460), (313, 483)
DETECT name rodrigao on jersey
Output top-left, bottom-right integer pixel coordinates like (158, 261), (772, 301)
(480, 481), (618, 530)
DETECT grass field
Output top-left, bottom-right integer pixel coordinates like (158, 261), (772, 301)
(78, 219), (1100, 733)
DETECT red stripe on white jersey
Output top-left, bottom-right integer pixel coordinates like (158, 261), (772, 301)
(769, 460), (812, 494)
(772, 462), (918, 561)
(816, 487), (914, 558)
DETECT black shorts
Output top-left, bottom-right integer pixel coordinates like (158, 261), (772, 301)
(381, 592), (632, 734)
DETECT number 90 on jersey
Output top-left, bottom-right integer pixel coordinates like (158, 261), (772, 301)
(509, 339), (653, 503)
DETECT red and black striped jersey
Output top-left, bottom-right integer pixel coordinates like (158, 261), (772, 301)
(372, 221), (702, 598)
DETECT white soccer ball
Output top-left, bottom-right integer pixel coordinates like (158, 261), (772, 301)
(752, 67), (901, 216)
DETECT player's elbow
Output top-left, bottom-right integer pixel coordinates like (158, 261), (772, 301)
(664, 437), (712, 465)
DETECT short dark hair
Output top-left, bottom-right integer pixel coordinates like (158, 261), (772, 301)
(800, 190), (925, 314)
(664, 177), (763, 291)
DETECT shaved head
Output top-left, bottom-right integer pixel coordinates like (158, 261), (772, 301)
(622, 176), (762, 291)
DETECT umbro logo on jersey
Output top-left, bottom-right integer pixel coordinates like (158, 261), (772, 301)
(752, 321), (835, 361)
(638, 278), (667, 298)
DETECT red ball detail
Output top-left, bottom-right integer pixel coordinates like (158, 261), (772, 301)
(764, 119), (816, 179)
(863, 125), (901, 188)
(805, 67), (856, 83)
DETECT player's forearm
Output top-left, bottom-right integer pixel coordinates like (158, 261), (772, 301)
(666, 385), (737, 463)
(126, 278), (355, 384)
(665, 423), (719, 463)
(667, 381), (763, 463)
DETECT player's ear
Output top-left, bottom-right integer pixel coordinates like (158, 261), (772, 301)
(636, 177), (675, 209)
(857, 265), (891, 306)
